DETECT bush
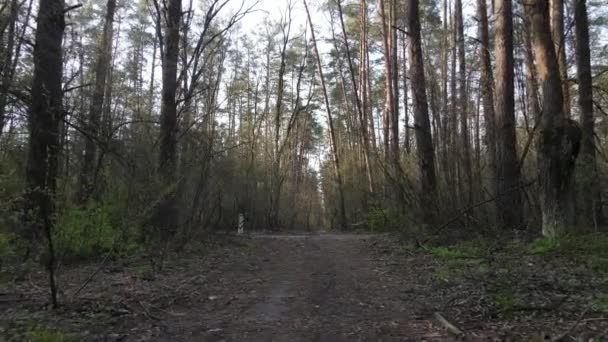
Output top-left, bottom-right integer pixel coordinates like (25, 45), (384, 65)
(54, 205), (116, 260)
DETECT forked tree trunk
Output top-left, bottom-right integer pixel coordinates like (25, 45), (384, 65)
(525, 0), (581, 238)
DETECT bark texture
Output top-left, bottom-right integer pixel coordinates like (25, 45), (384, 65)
(408, 0), (437, 224)
(494, 0), (523, 228)
(574, 0), (603, 226)
(525, 0), (581, 238)
(24, 0), (66, 308)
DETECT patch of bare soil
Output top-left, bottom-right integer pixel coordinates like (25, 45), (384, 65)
(1, 233), (607, 341)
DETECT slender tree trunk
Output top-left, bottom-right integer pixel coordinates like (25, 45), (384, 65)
(24, 0), (65, 308)
(78, 0), (116, 203)
(390, 0), (399, 168)
(379, 0), (397, 199)
(550, 0), (570, 117)
(455, 0), (473, 206)
(477, 0), (497, 203)
(337, 0), (374, 196)
(523, 24), (541, 126)
(270, 10), (291, 231)
(408, 0), (437, 224)
(494, 0), (523, 228)
(574, 0), (603, 226)
(402, 32), (410, 154)
(149, 36), (157, 118)
(525, 0), (581, 238)
(304, 0), (348, 230)
(0, 0), (17, 138)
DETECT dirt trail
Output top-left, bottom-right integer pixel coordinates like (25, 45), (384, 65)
(156, 234), (445, 341)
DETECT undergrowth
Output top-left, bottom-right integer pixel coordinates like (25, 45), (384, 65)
(426, 233), (608, 316)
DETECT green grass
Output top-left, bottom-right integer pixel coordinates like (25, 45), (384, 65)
(26, 328), (77, 342)
(493, 290), (523, 314)
(430, 245), (482, 260)
(527, 233), (608, 256)
(527, 237), (560, 255)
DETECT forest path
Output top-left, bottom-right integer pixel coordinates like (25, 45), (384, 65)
(155, 233), (447, 341)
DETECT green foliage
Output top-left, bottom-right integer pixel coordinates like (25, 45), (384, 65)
(430, 244), (482, 260)
(592, 294), (608, 313)
(364, 208), (391, 232)
(527, 234), (608, 257)
(25, 327), (76, 342)
(0, 232), (13, 257)
(527, 238), (560, 255)
(493, 290), (523, 314)
(54, 205), (117, 260)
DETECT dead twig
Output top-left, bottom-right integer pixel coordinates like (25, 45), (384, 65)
(72, 253), (112, 297)
(434, 312), (465, 337)
(552, 305), (593, 341)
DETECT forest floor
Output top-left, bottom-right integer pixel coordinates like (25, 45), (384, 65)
(1, 232), (608, 341)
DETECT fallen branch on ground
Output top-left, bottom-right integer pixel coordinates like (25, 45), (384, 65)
(434, 312), (465, 337)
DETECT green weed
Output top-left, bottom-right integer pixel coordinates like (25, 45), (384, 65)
(26, 327), (76, 342)
(527, 238), (560, 255)
(430, 245), (482, 260)
(54, 205), (115, 260)
(493, 290), (523, 314)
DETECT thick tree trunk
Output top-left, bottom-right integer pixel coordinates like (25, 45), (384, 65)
(304, 0), (348, 230)
(494, 0), (523, 228)
(525, 0), (581, 238)
(24, 0), (65, 308)
(158, 0), (181, 238)
(78, 0), (116, 203)
(574, 0), (603, 226)
(408, 0), (438, 224)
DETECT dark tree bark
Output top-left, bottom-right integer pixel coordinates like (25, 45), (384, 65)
(525, 0), (581, 238)
(408, 0), (437, 224)
(157, 0), (181, 238)
(550, 0), (570, 117)
(24, 0), (66, 308)
(455, 0), (473, 206)
(574, 0), (603, 226)
(78, 0), (116, 203)
(477, 0), (497, 202)
(0, 0), (17, 138)
(494, 0), (523, 228)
